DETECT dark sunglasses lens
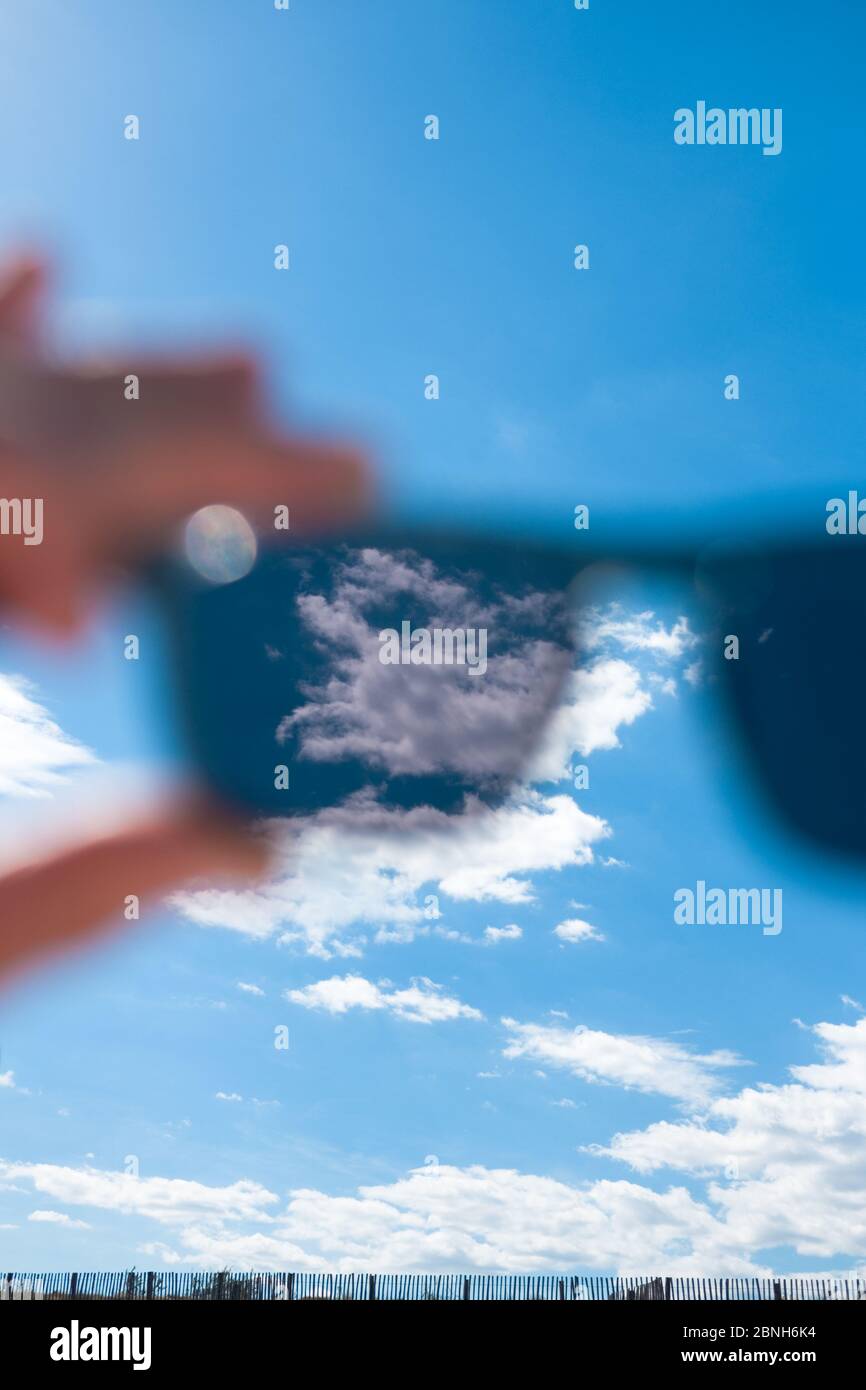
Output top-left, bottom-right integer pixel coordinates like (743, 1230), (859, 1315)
(700, 541), (866, 859)
(159, 536), (577, 819)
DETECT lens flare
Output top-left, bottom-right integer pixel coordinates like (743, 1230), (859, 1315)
(183, 505), (258, 585)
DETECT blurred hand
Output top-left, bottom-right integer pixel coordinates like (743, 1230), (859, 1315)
(0, 256), (372, 983)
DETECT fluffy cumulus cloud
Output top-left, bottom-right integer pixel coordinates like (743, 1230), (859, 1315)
(520, 606), (699, 781)
(484, 924), (522, 945)
(285, 974), (483, 1024)
(0, 674), (95, 798)
(275, 547), (574, 781)
(526, 659), (652, 778)
(173, 790), (610, 956)
(553, 917), (604, 945)
(0, 1162), (278, 1228)
(184, 1166), (747, 1276)
(592, 1017), (866, 1263)
(3, 1157), (741, 1277)
(501, 1019), (744, 1107)
(5, 1017), (865, 1276)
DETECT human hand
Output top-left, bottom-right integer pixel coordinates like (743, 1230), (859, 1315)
(0, 256), (371, 983)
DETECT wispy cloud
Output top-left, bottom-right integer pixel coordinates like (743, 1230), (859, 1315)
(0, 675), (95, 798)
(286, 975), (483, 1025)
(502, 1018), (745, 1106)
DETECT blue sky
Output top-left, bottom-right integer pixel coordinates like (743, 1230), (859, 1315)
(1, 1), (865, 1275)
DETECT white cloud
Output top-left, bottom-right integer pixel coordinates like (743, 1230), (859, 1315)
(236, 983), (265, 997)
(215, 1092), (243, 1103)
(145, 1165), (763, 1276)
(286, 974), (483, 1025)
(0, 1162), (278, 1227)
(140, 1229), (328, 1273)
(0, 675), (95, 798)
(592, 1017), (866, 1263)
(502, 1019), (744, 1107)
(287, 974), (383, 1015)
(484, 924), (522, 945)
(158, 1015), (866, 1273)
(0, 1070), (30, 1095)
(174, 790), (610, 956)
(553, 918), (604, 945)
(6, 1015), (866, 1275)
(28, 1209), (90, 1229)
(527, 659), (652, 779)
(581, 609), (698, 661)
(528, 607), (700, 779)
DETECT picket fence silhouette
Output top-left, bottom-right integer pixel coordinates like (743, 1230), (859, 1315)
(3, 1272), (864, 1301)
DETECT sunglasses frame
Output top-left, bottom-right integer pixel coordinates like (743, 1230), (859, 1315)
(146, 517), (866, 859)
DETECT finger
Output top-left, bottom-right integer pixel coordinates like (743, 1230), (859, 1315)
(0, 257), (48, 342)
(0, 442), (87, 636)
(53, 352), (262, 446)
(0, 800), (272, 986)
(1, 426), (372, 633)
(91, 429), (373, 561)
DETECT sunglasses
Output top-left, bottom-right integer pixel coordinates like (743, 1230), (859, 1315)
(146, 515), (866, 863)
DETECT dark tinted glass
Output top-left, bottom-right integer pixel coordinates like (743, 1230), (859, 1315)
(154, 532), (580, 820)
(699, 539), (866, 860)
